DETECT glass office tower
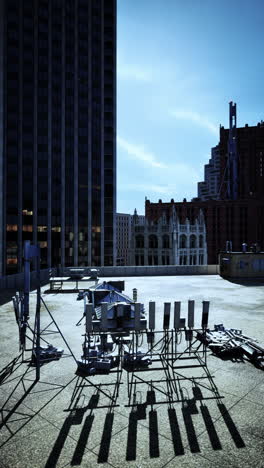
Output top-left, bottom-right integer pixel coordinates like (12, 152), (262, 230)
(0, 0), (116, 275)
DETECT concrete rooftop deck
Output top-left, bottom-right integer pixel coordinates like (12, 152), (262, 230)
(0, 275), (264, 468)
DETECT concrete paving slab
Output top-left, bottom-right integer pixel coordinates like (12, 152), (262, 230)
(191, 416), (264, 468)
(1, 274), (264, 467)
(211, 365), (264, 399)
(243, 376), (264, 405)
(61, 452), (115, 468)
(15, 378), (78, 420)
(39, 400), (130, 453)
(163, 450), (237, 468)
(131, 392), (241, 452)
(90, 422), (176, 467)
(0, 395), (45, 447)
(0, 413), (52, 449)
(0, 366), (77, 416)
(215, 398), (264, 441)
(0, 422), (84, 468)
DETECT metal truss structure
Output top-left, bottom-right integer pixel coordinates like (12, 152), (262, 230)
(75, 297), (221, 408)
(1, 241), (222, 419)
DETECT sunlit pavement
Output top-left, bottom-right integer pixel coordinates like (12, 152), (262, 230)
(1, 275), (264, 468)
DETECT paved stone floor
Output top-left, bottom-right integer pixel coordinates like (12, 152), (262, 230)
(0, 275), (264, 467)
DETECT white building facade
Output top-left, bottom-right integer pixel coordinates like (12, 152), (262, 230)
(130, 207), (207, 266)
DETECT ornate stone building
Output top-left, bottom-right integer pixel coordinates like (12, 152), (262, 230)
(129, 207), (207, 266)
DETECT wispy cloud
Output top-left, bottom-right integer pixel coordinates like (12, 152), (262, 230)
(119, 183), (171, 194)
(117, 136), (167, 169)
(118, 63), (152, 82)
(117, 53), (152, 82)
(170, 109), (218, 135)
(170, 162), (202, 181)
(118, 157), (203, 206)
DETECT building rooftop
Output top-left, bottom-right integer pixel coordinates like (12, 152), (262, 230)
(1, 275), (264, 467)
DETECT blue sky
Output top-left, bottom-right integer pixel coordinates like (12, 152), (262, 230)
(116, 0), (264, 214)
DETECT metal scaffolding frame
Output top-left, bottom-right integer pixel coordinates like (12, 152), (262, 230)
(2, 243), (222, 414)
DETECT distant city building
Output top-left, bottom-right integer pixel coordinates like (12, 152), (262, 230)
(0, 0), (116, 275)
(116, 213), (131, 266)
(144, 197), (264, 265)
(147, 102), (264, 264)
(130, 205), (207, 266)
(198, 145), (220, 200)
(130, 101), (264, 267)
(116, 210), (144, 266)
(219, 102), (264, 201)
(197, 101), (264, 204)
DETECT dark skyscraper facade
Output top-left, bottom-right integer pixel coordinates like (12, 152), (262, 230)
(219, 113), (264, 202)
(0, 0), (116, 275)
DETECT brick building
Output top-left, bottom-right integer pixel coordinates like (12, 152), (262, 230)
(219, 107), (264, 201)
(146, 102), (264, 265)
(145, 198), (264, 265)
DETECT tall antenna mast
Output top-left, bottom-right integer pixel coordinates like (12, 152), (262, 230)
(227, 101), (238, 199)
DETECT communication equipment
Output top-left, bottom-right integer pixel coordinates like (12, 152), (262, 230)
(134, 302), (141, 331)
(174, 301), (181, 329)
(149, 301), (155, 330)
(77, 350), (118, 376)
(117, 303), (125, 318)
(89, 268), (99, 280)
(85, 302), (93, 333)
(180, 318), (186, 328)
(32, 344), (64, 364)
(123, 351), (152, 370)
(107, 280), (124, 292)
(101, 302), (108, 331)
(202, 301), (210, 328)
(188, 300), (195, 328)
(69, 268), (84, 279)
(185, 329), (193, 342)
(163, 302), (171, 329)
(91, 301), (146, 332)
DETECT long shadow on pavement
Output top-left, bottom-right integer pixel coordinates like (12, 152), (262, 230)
(44, 390), (100, 468)
(0, 360), (76, 450)
(124, 392), (246, 463)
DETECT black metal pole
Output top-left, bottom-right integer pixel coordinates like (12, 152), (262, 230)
(35, 246), (41, 381)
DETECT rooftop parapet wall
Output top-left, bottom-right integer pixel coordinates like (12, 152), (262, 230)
(0, 267), (56, 291)
(219, 252), (264, 278)
(0, 265), (219, 291)
(61, 265), (219, 277)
